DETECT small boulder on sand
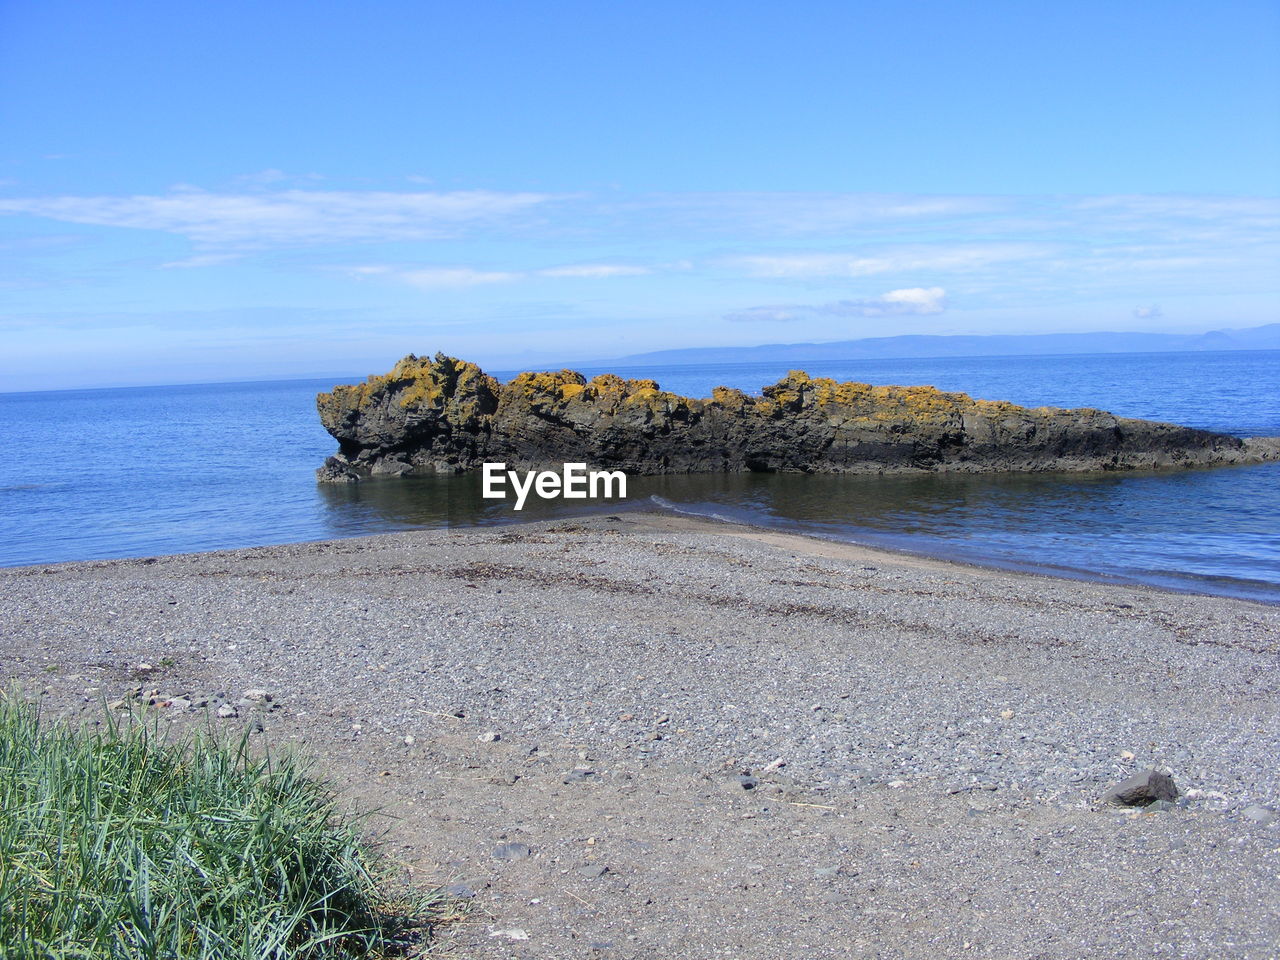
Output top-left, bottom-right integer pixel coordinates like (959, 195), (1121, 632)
(1102, 768), (1179, 807)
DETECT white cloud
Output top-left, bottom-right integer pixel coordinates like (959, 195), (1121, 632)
(1072, 195), (1280, 221)
(729, 245), (1043, 278)
(398, 267), (520, 288)
(347, 260), (655, 289)
(605, 193), (1006, 238)
(721, 307), (810, 323)
(725, 287), (948, 322)
(0, 188), (553, 246)
(1132, 304), (1163, 319)
(537, 263), (650, 278)
(160, 252), (244, 269)
(878, 286), (947, 312)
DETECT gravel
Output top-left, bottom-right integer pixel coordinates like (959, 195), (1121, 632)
(2, 511), (1278, 958)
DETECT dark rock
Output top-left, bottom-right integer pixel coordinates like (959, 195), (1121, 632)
(316, 354), (1280, 482)
(563, 767), (595, 784)
(577, 864), (609, 878)
(737, 775), (759, 790)
(1102, 769), (1180, 807)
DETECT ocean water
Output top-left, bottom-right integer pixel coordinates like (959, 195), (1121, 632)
(1, 350), (1278, 603)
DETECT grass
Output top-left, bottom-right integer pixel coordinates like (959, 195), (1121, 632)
(0, 696), (451, 959)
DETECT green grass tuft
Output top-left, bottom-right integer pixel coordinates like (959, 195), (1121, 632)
(0, 696), (448, 959)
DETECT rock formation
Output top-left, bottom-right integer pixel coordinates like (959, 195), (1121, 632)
(316, 353), (1280, 482)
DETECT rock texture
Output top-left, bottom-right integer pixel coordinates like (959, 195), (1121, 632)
(1102, 769), (1181, 807)
(316, 353), (1280, 482)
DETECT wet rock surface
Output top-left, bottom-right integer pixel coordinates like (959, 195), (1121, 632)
(315, 353), (1280, 482)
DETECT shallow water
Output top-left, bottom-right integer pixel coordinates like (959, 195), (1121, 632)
(1, 350), (1278, 603)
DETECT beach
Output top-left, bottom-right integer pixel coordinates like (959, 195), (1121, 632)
(2, 512), (1278, 958)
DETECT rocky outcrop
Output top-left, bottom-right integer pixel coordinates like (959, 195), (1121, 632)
(316, 353), (1280, 482)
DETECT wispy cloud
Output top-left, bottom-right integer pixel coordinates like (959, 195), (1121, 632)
(1071, 195), (1280, 221)
(1132, 304), (1163, 320)
(346, 260), (656, 288)
(600, 192), (1007, 239)
(2, 185), (1275, 336)
(0, 188), (554, 246)
(537, 263), (650, 278)
(343, 260), (656, 289)
(160, 252), (244, 269)
(728, 245), (1044, 279)
(398, 266), (521, 288)
(725, 287), (948, 322)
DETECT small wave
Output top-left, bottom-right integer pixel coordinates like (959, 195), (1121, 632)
(648, 495), (739, 524)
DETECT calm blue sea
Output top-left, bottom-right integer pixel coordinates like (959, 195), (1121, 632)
(1, 350), (1278, 603)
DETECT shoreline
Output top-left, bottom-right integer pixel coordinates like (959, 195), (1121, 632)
(7, 499), (1279, 608)
(641, 505), (1280, 606)
(3, 512), (1278, 956)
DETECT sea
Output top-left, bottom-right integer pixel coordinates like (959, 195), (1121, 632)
(2, 350), (1278, 604)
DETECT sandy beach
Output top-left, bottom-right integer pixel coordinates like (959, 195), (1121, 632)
(2, 512), (1278, 959)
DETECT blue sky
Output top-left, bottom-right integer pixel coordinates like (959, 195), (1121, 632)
(2, 0), (1278, 390)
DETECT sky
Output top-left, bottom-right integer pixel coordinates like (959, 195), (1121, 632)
(1, 0), (1278, 391)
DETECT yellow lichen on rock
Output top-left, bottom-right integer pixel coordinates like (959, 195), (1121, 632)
(397, 377), (444, 409)
(810, 378), (874, 407)
(586, 374), (627, 394)
(711, 385), (750, 408)
(509, 369), (588, 400)
(317, 352), (1264, 482)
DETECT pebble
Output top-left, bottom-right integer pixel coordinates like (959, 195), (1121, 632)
(578, 864), (609, 878)
(216, 703), (238, 719)
(478, 731), (501, 743)
(1241, 803), (1275, 824)
(11, 514), (1280, 958)
(488, 928), (529, 940)
(492, 842), (532, 861)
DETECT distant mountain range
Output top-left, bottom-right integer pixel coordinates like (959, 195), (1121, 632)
(611, 323), (1280, 366)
